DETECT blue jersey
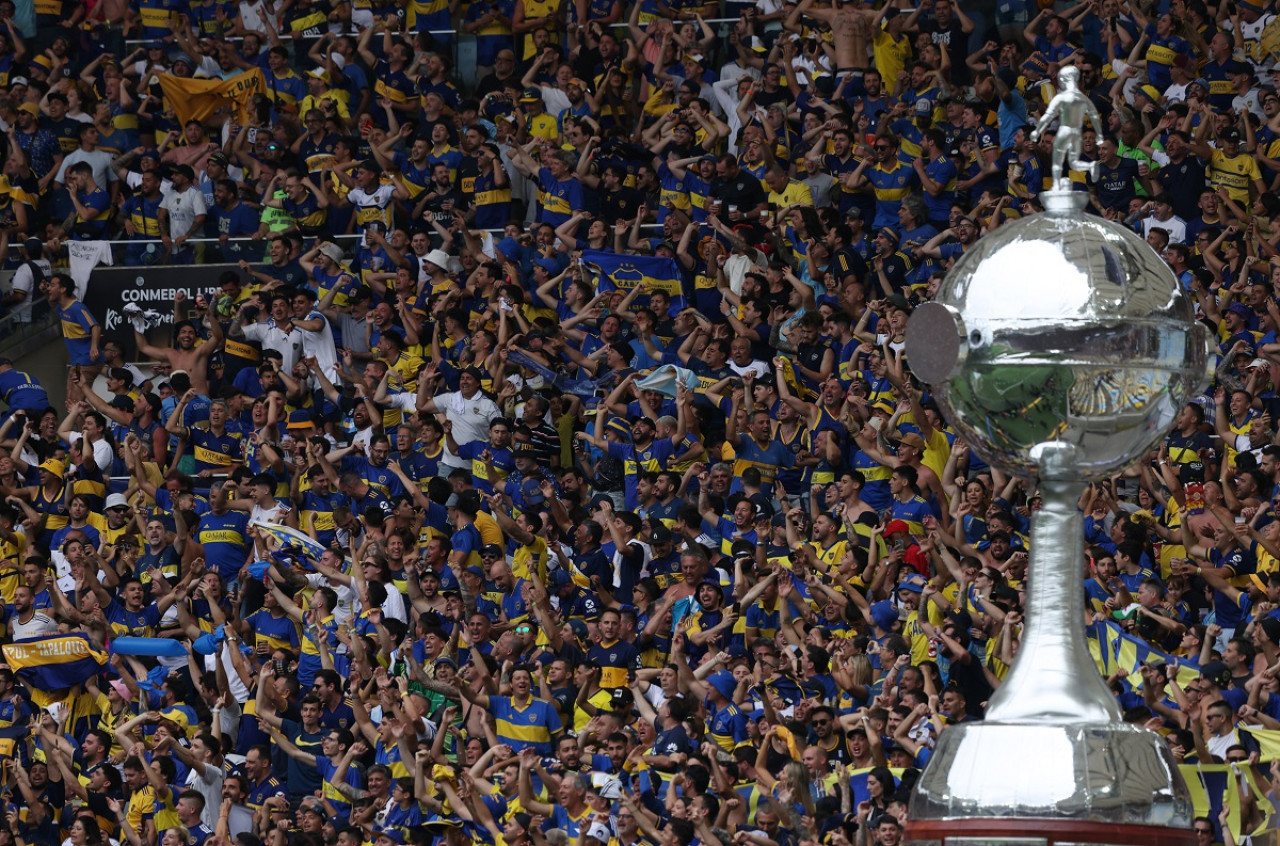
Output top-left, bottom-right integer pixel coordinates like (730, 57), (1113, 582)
(887, 495), (932, 535)
(58, 300), (99, 365)
(606, 438), (678, 511)
(196, 510), (251, 581)
(187, 426), (245, 474)
(0, 369), (49, 413)
(488, 696), (562, 754)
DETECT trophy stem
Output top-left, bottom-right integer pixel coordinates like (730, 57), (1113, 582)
(982, 443), (1120, 724)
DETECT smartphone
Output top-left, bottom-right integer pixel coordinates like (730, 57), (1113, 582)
(247, 127), (258, 144)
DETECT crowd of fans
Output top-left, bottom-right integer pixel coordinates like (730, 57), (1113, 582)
(5, 0), (1280, 844)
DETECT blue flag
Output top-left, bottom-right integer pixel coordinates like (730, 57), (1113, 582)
(3, 633), (108, 705)
(582, 250), (687, 312)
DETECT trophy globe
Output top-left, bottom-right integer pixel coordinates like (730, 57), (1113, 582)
(902, 67), (1211, 846)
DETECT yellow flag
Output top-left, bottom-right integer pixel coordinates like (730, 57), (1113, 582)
(157, 69), (267, 126)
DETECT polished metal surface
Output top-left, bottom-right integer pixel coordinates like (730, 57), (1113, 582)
(909, 722), (1192, 825)
(983, 445), (1118, 724)
(902, 67), (1205, 841)
(903, 202), (1212, 481)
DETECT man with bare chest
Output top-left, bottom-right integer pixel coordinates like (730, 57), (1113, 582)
(133, 295), (223, 395)
(791, 0), (868, 74)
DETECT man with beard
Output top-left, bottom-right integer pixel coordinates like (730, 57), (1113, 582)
(374, 134), (434, 198)
(919, 214), (979, 263)
(121, 169), (165, 266)
(134, 315), (223, 397)
(412, 162), (470, 225)
(158, 163), (207, 264)
(579, 157), (640, 225)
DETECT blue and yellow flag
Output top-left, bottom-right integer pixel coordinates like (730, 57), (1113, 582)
(1179, 763), (1273, 843)
(582, 250), (687, 312)
(3, 633), (108, 706)
(1085, 620), (1200, 691)
(252, 520), (349, 569)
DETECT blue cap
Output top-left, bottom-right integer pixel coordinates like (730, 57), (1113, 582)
(533, 257), (560, 274)
(898, 574), (926, 593)
(707, 670), (738, 700)
(247, 561), (272, 581)
(871, 600), (898, 631)
(495, 236), (524, 262)
(522, 476), (547, 506)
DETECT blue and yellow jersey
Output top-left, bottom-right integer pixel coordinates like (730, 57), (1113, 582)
(187, 426), (245, 474)
(195, 509), (250, 582)
(57, 300), (99, 365)
(490, 695), (562, 754)
(246, 608), (301, 653)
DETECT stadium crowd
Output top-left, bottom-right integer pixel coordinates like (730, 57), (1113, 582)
(5, 0), (1280, 844)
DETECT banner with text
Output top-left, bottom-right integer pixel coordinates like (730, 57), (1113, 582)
(84, 264), (239, 355)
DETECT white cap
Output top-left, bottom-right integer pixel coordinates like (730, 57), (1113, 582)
(319, 242), (345, 262)
(104, 493), (130, 510)
(329, 51), (346, 69)
(424, 248), (452, 270)
(585, 823), (611, 842)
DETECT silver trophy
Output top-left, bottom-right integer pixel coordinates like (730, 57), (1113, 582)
(903, 68), (1210, 846)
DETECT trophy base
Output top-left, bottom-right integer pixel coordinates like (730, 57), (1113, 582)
(905, 720), (1194, 846)
(905, 818), (1195, 846)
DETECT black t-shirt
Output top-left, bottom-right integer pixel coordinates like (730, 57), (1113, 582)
(476, 72), (521, 99)
(652, 723), (695, 765)
(418, 184), (471, 225)
(1091, 157), (1140, 212)
(711, 172), (767, 213)
(918, 19), (971, 84)
(1155, 153), (1208, 221)
(599, 186), (641, 225)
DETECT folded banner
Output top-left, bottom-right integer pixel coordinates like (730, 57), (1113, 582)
(157, 68), (267, 126)
(253, 520), (339, 566)
(582, 250), (687, 313)
(635, 364), (698, 398)
(3, 633), (108, 706)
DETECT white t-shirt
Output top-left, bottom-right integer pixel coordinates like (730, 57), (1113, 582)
(431, 390), (501, 446)
(1141, 214), (1187, 245)
(307, 572), (355, 626)
(11, 611), (56, 639)
(185, 758), (226, 829)
(242, 319), (304, 372)
(347, 183), (396, 243)
(160, 186), (208, 241)
(298, 308), (339, 382)
(9, 258), (49, 323)
(65, 432), (114, 472)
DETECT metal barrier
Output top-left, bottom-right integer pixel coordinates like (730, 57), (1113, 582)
(0, 294), (58, 360)
(120, 18), (746, 46)
(68, 224), (668, 269)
